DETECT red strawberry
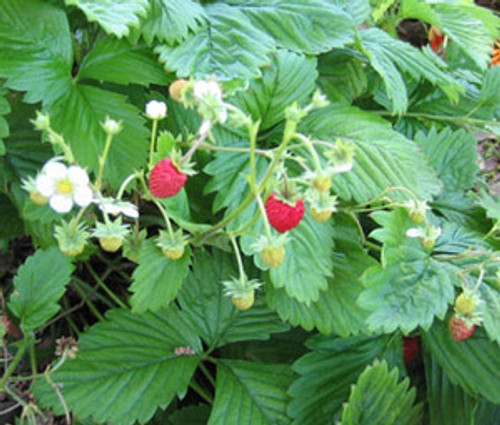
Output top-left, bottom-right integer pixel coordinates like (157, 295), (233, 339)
(403, 336), (419, 364)
(449, 314), (476, 341)
(149, 158), (187, 198)
(265, 193), (305, 233)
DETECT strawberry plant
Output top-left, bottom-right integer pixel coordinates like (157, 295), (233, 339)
(0, 0), (499, 424)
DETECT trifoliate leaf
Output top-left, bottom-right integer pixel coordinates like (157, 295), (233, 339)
(177, 251), (288, 348)
(33, 308), (202, 425)
(232, 50), (317, 130)
(227, 0), (356, 54)
(0, 0), (73, 105)
(156, 3), (275, 79)
(265, 213), (375, 336)
(268, 213), (333, 305)
(415, 128), (479, 192)
(130, 238), (191, 313)
(300, 105), (442, 202)
(339, 360), (423, 425)
(288, 334), (403, 425)
(49, 84), (149, 189)
(140, 0), (206, 44)
(66, 0), (149, 38)
(8, 247), (74, 331)
(78, 37), (169, 86)
(423, 319), (500, 404)
(360, 27), (461, 114)
(359, 247), (457, 334)
(208, 360), (294, 425)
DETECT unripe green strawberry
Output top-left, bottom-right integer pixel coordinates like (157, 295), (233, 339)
(232, 291), (255, 311)
(55, 219), (89, 258)
(260, 245), (285, 268)
(99, 236), (123, 253)
(30, 191), (48, 205)
(62, 245), (85, 257)
(313, 176), (331, 193)
(449, 314), (476, 341)
(162, 247), (184, 260)
(311, 207), (332, 222)
(455, 293), (476, 315)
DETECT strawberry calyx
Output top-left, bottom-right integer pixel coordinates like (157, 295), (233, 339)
(222, 275), (262, 310)
(156, 229), (188, 261)
(252, 234), (288, 268)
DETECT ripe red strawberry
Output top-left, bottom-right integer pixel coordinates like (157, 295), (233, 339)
(149, 158), (187, 198)
(449, 314), (476, 341)
(265, 193), (305, 233)
(403, 336), (419, 364)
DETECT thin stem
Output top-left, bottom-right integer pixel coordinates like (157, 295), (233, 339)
(70, 205), (89, 234)
(28, 336), (37, 376)
(230, 235), (245, 279)
(152, 199), (174, 238)
(255, 192), (272, 241)
(85, 263), (128, 309)
(71, 280), (106, 321)
(116, 173), (138, 200)
(189, 380), (213, 404)
(148, 119), (159, 170)
(182, 133), (208, 164)
(295, 133), (321, 170)
(364, 240), (382, 252)
(473, 268), (485, 292)
(198, 143), (269, 156)
(370, 110), (498, 127)
(0, 343), (27, 391)
(95, 132), (114, 191)
(199, 362), (216, 388)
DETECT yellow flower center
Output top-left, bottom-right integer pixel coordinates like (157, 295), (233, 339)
(56, 178), (73, 195)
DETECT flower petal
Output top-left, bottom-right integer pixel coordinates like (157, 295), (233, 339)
(68, 165), (89, 186)
(121, 204), (139, 219)
(43, 161), (68, 180)
(50, 194), (73, 213)
(73, 186), (93, 207)
(35, 174), (56, 197)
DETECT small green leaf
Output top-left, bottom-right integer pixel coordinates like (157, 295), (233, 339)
(208, 360), (294, 425)
(268, 213), (333, 305)
(232, 50), (317, 130)
(228, 0), (356, 54)
(289, 334), (403, 425)
(156, 3), (275, 79)
(358, 247), (457, 334)
(340, 360), (423, 425)
(130, 238), (191, 313)
(8, 247), (74, 331)
(78, 37), (169, 86)
(66, 0), (149, 38)
(423, 319), (500, 404)
(479, 283), (500, 345)
(33, 308), (202, 425)
(140, 0), (206, 44)
(178, 251), (288, 348)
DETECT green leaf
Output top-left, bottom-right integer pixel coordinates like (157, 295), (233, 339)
(267, 213), (333, 305)
(330, 0), (371, 25)
(288, 334), (403, 425)
(156, 4), (275, 79)
(170, 405), (210, 425)
(232, 50), (317, 131)
(0, 87), (11, 155)
(423, 318), (500, 404)
(204, 144), (269, 232)
(140, 0), (206, 44)
(66, 0), (149, 38)
(401, 0), (498, 70)
(360, 27), (461, 114)
(479, 283), (500, 345)
(208, 360), (294, 425)
(340, 360), (423, 425)
(423, 345), (500, 425)
(415, 127), (479, 192)
(130, 238), (191, 313)
(177, 251), (288, 348)
(227, 0), (356, 54)
(265, 213), (375, 336)
(300, 105), (442, 202)
(33, 308), (202, 425)
(358, 247), (457, 334)
(78, 37), (168, 86)
(0, 0), (72, 105)
(8, 247), (74, 331)
(49, 84), (149, 189)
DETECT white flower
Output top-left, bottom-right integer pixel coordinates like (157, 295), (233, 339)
(199, 119), (212, 136)
(194, 80), (223, 102)
(145, 100), (167, 120)
(332, 162), (353, 173)
(35, 161), (93, 213)
(406, 228), (423, 238)
(97, 197), (139, 219)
